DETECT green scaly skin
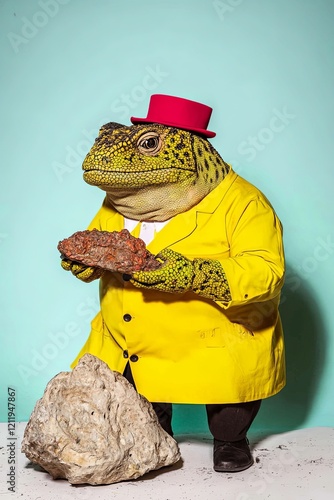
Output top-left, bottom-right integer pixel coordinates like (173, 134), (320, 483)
(132, 249), (231, 301)
(63, 122), (232, 303)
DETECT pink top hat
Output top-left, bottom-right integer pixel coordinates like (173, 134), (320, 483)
(131, 94), (216, 138)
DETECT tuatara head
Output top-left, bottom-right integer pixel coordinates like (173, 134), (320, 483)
(82, 122), (230, 221)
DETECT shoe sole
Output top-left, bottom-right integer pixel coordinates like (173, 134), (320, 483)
(214, 458), (254, 473)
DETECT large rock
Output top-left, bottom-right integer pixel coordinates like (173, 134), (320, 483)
(21, 354), (180, 485)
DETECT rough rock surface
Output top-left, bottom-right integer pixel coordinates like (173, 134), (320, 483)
(21, 354), (180, 485)
(57, 228), (161, 273)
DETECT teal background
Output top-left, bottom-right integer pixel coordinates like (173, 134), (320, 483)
(1, 0), (334, 433)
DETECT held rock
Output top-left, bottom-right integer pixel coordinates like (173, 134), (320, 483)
(21, 354), (180, 485)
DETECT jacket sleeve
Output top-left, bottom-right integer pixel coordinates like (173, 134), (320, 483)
(216, 196), (285, 309)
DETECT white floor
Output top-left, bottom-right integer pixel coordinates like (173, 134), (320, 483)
(1, 423), (333, 500)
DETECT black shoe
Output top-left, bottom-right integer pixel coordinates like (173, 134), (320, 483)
(213, 438), (254, 472)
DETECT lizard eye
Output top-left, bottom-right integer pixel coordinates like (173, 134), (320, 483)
(137, 133), (162, 155)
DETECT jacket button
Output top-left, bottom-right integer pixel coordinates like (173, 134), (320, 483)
(123, 313), (132, 322)
(123, 350), (129, 359)
(130, 354), (138, 362)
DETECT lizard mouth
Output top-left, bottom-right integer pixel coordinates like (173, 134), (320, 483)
(83, 165), (193, 173)
(83, 167), (194, 187)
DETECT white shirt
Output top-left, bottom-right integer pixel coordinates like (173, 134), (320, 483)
(123, 217), (170, 245)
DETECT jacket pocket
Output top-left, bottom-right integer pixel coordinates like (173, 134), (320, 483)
(223, 323), (260, 375)
(198, 327), (226, 348)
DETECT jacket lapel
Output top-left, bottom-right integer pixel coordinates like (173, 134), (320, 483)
(101, 169), (237, 254)
(147, 169), (237, 254)
(146, 209), (197, 254)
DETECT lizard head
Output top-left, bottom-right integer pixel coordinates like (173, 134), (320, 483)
(82, 122), (230, 221)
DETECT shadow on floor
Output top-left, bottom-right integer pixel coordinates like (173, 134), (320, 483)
(255, 272), (327, 433)
(173, 267), (327, 437)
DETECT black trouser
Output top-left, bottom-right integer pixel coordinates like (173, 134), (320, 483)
(123, 363), (261, 441)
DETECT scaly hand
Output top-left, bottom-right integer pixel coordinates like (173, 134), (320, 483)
(61, 258), (105, 283)
(130, 249), (194, 293)
(130, 248), (232, 302)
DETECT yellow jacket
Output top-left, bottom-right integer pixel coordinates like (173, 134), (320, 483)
(71, 169), (286, 404)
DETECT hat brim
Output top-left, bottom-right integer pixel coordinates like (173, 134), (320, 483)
(130, 117), (216, 138)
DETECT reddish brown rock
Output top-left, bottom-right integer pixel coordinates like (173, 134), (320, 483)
(58, 228), (161, 273)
